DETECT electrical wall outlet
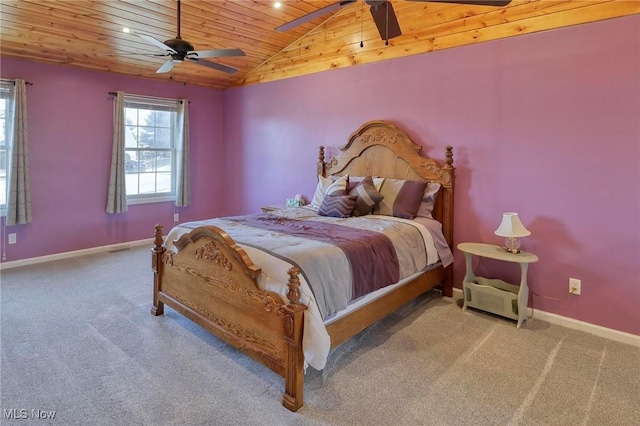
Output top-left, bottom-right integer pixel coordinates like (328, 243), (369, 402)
(569, 278), (581, 295)
(173, 213), (179, 222)
(8, 233), (17, 244)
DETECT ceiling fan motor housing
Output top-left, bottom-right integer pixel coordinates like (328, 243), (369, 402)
(136, 0), (244, 74)
(164, 37), (195, 54)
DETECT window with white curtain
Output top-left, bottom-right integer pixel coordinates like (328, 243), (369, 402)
(0, 81), (11, 213)
(123, 94), (179, 204)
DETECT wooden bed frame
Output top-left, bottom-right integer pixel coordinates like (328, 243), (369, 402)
(151, 120), (455, 411)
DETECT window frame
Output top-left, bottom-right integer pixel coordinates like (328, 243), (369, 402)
(122, 94), (180, 205)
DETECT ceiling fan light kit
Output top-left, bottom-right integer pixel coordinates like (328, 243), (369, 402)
(136, 0), (245, 75)
(276, 0), (512, 43)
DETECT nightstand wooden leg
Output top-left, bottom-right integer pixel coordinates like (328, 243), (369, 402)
(517, 263), (530, 328)
(462, 252), (475, 311)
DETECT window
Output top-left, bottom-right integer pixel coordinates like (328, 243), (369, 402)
(123, 95), (179, 204)
(0, 81), (11, 213)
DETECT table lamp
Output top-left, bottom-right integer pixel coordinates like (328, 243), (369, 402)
(494, 212), (531, 253)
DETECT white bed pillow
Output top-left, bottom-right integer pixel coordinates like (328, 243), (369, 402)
(309, 175), (349, 209)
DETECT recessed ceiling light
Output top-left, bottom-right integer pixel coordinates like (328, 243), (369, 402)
(274, 2), (282, 8)
(122, 27), (131, 33)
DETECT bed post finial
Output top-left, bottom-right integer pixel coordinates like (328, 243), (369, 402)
(286, 267), (302, 306)
(445, 145), (453, 168)
(317, 146), (326, 178)
(154, 224), (164, 249)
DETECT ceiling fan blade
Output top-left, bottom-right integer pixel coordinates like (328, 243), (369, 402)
(275, 0), (357, 32)
(138, 34), (177, 53)
(156, 60), (179, 74)
(187, 58), (239, 74)
(411, 0), (512, 6)
(189, 48), (246, 58)
(369, 1), (402, 41)
(95, 52), (168, 57)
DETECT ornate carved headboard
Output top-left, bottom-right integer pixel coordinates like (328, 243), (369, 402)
(317, 120), (455, 249)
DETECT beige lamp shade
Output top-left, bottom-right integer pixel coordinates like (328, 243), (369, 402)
(494, 212), (531, 238)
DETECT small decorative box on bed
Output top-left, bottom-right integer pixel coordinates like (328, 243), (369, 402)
(151, 120), (455, 411)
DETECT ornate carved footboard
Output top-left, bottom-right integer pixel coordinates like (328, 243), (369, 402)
(151, 224), (307, 411)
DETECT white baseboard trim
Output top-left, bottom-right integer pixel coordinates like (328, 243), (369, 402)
(452, 288), (639, 348)
(0, 238), (154, 271)
(528, 310), (640, 347)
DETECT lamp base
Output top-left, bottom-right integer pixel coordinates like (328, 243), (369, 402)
(503, 237), (521, 254)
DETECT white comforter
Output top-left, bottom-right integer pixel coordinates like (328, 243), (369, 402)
(164, 207), (441, 370)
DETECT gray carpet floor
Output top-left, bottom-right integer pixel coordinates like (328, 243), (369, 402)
(1, 246), (638, 425)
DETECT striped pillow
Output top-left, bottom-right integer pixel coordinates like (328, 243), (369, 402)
(310, 175), (348, 209)
(416, 183), (441, 219)
(348, 176), (385, 192)
(373, 179), (428, 220)
(318, 195), (357, 218)
(349, 176), (385, 216)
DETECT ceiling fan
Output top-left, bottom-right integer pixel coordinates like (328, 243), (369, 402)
(276, 0), (512, 44)
(137, 0), (245, 74)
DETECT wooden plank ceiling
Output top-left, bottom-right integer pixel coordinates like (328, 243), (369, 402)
(1, 1), (638, 90)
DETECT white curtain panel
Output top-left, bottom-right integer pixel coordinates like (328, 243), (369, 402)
(175, 99), (190, 207)
(106, 91), (128, 214)
(6, 79), (32, 226)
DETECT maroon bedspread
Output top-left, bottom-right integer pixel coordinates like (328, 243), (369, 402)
(228, 214), (400, 299)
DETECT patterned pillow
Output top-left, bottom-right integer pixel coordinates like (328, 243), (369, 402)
(373, 179), (428, 220)
(309, 175), (348, 209)
(416, 183), (441, 219)
(318, 195), (357, 218)
(348, 176), (385, 217)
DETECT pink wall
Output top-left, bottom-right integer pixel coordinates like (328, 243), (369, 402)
(223, 16), (640, 336)
(0, 58), (226, 260)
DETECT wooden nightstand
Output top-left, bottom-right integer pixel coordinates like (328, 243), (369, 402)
(457, 242), (538, 328)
